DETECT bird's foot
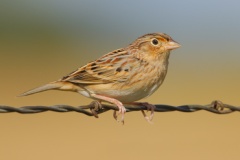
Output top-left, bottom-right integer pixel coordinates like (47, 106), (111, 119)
(130, 102), (156, 123)
(113, 103), (126, 124)
(91, 94), (126, 124)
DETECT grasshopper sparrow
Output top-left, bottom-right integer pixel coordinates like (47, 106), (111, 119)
(20, 33), (180, 123)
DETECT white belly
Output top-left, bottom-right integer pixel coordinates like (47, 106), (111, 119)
(79, 75), (165, 103)
(77, 57), (169, 103)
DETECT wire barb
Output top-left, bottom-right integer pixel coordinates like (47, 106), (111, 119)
(0, 100), (239, 116)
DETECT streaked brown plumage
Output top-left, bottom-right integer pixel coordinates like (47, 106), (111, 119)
(20, 33), (180, 123)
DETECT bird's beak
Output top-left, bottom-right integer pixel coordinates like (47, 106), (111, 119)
(165, 41), (181, 50)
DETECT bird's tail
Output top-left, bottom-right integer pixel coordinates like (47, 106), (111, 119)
(18, 81), (64, 97)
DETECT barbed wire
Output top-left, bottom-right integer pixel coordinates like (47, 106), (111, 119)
(0, 100), (239, 118)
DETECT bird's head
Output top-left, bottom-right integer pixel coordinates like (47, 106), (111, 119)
(128, 33), (181, 60)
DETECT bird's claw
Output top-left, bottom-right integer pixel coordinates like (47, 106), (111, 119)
(139, 102), (156, 123)
(113, 107), (126, 124)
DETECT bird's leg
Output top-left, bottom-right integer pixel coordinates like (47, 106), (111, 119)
(128, 102), (156, 123)
(91, 94), (126, 124)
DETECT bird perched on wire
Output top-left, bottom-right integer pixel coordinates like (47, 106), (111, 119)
(19, 33), (180, 123)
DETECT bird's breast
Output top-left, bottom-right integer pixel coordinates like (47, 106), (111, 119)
(83, 61), (168, 103)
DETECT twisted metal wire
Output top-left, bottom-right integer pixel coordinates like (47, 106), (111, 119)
(0, 100), (239, 117)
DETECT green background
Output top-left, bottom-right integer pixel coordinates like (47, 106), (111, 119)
(1, 1), (240, 160)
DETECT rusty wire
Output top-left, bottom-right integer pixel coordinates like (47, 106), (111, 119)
(0, 100), (239, 118)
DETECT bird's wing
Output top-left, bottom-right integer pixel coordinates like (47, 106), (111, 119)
(60, 48), (140, 84)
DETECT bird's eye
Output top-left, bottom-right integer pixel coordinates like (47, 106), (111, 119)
(151, 39), (159, 46)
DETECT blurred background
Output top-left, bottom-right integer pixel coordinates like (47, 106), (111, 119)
(1, 0), (240, 160)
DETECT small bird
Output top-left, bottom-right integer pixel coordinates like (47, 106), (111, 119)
(19, 33), (180, 123)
